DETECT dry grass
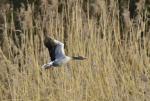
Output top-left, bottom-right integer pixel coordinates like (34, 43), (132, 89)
(0, 0), (150, 101)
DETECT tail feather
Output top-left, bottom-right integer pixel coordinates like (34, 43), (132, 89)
(41, 62), (53, 69)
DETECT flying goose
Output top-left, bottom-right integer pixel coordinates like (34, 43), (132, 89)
(42, 36), (87, 69)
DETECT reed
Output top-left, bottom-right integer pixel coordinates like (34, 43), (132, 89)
(0, 0), (149, 101)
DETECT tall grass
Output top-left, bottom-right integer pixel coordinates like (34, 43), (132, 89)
(0, 0), (150, 101)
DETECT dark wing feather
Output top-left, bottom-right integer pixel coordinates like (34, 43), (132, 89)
(48, 46), (56, 61)
(44, 36), (57, 61)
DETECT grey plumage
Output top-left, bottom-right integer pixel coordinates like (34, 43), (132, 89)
(42, 36), (87, 69)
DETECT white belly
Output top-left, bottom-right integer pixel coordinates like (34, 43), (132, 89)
(53, 56), (71, 66)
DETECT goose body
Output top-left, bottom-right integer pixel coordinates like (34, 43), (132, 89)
(42, 36), (86, 69)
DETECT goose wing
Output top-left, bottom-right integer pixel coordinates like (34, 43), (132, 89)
(54, 40), (66, 59)
(44, 37), (57, 61)
(44, 36), (65, 61)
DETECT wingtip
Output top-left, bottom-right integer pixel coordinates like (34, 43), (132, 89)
(44, 36), (56, 48)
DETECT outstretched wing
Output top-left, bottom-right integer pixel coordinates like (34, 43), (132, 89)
(44, 36), (57, 61)
(54, 40), (66, 59)
(44, 36), (66, 61)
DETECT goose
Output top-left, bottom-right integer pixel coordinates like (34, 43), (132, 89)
(42, 36), (87, 69)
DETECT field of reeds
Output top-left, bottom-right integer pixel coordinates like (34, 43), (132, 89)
(0, 0), (150, 101)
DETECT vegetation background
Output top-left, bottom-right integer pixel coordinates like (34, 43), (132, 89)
(0, 0), (150, 101)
